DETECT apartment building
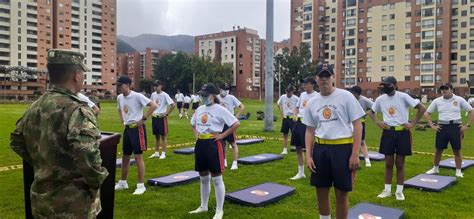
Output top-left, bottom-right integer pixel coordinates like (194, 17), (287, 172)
(0, 0), (116, 98)
(291, 0), (474, 98)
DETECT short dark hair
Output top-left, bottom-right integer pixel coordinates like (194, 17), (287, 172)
(47, 64), (82, 84)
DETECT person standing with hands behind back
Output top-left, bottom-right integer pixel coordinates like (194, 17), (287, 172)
(189, 83), (240, 219)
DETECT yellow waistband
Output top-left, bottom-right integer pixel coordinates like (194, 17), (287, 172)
(361, 118), (366, 122)
(198, 133), (216, 139)
(386, 126), (404, 131)
(127, 124), (137, 128)
(315, 137), (353, 145)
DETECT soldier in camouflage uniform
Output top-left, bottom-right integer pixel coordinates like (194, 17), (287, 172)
(10, 49), (108, 218)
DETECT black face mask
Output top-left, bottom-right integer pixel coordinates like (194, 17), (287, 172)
(382, 86), (395, 94)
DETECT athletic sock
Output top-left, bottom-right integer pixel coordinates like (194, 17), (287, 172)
(200, 175), (211, 209)
(396, 184), (404, 193)
(384, 184), (392, 192)
(433, 166), (439, 171)
(320, 215), (331, 219)
(212, 175), (226, 211)
(456, 169), (462, 175)
(365, 157), (370, 163)
(298, 165), (304, 175)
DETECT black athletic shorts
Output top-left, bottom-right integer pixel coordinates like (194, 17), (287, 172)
(290, 119), (306, 148)
(123, 124), (147, 155)
(222, 124), (236, 143)
(192, 102), (199, 110)
(183, 103), (190, 109)
(195, 139), (225, 173)
(436, 124), (462, 150)
(152, 116), (168, 136)
(379, 129), (412, 156)
(362, 122), (366, 141)
(280, 117), (295, 134)
(177, 102), (183, 109)
(311, 143), (355, 192)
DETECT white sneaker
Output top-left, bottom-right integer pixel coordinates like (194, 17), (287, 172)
(179, 113), (182, 118)
(456, 172), (464, 178)
(281, 148), (288, 155)
(114, 181), (128, 190)
(231, 163), (238, 170)
(395, 192), (405, 201)
(365, 161), (371, 167)
(188, 207), (208, 214)
(229, 145), (232, 149)
(159, 154), (166, 159)
(224, 159), (228, 167)
(426, 167), (439, 174)
(132, 184), (146, 195)
(290, 173), (306, 180)
(377, 190), (391, 198)
(213, 210), (224, 219)
(149, 152), (160, 158)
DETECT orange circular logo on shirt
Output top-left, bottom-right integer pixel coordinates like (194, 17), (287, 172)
(388, 107), (396, 116)
(453, 101), (458, 107)
(124, 105), (129, 114)
(155, 99), (162, 107)
(201, 114), (209, 124)
(322, 107), (332, 119)
(286, 101), (291, 108)
(303, 100), (308, 108)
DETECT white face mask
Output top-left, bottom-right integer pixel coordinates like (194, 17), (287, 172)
(201, 96), (213, 106)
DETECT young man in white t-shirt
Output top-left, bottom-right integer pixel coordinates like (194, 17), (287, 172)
(175, 89), (185, 118)
(304, 64), (364, 219)
(191, 92), (200, 114)
(348, 86), (374, 167)
(149, 80), (175, 160)
(290, 77), (318, 180)
(277, 86), (299, 155)
(424, 83), (473, 177)
(217, 84), (245, 170)
(114, 75), (157, 195)
(368, 76), (426, 201)
(183, 94), (191, 119)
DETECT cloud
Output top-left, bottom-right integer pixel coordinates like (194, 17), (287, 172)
(117, 0), (290, 41)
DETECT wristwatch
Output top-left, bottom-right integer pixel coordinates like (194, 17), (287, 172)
(467, 124), (471, 128)
(142, 116), (147, 121)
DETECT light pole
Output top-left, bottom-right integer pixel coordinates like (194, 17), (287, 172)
(264, 0), (274, 131)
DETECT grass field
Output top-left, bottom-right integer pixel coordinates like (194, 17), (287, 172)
(1, 100), (474, 218)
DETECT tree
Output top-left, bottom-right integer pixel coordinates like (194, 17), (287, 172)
(274, 43), (315, 93)
(0, 65), (45, 99)
(153, 52), (233, 96)
(139, 78), (154, 94)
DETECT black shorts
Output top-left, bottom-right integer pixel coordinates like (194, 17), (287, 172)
(361, 122), (366, 141)
(379, 129), (412, 156)
(192, 102), (199, 109)
(311, 143), (355, 192)
(123, 124), (147, 155)
(436, 124), (462, 150)
(152, 116), (168, 136)
(183, 103), (190, 109)
(290, 120), (306, 148)
(194, 139), (225, 174)
(177, 102), (183, 109)
(280, 117), (295, 134)
(222, 124), (236, 143)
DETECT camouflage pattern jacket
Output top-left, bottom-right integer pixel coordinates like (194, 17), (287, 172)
(10, 86), (108, 218)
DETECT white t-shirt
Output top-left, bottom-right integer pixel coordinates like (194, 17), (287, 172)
(175, 93), (184, 102)
(277, 94), (299, 117)
(150, 91), (174, 115)
(468, 97), (474, 106)
(297, 91), (318, 118)
(427, 94), (472, 121)
(191, 94), (200, 103)
(217, 94), (242, 115)
(77, 92), (96, 108)
(191, 104), (238, 134)
(117, 91), (152, 125)
(358, 95), (374, 111)
(184, 96), (191, 103)
(303, 88), (365, 140)
(372, 91), (420, 126)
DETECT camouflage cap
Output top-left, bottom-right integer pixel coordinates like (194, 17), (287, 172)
(47, 49), (90, 71)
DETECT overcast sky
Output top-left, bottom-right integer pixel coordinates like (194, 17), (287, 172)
(117, 0), (290, 41)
